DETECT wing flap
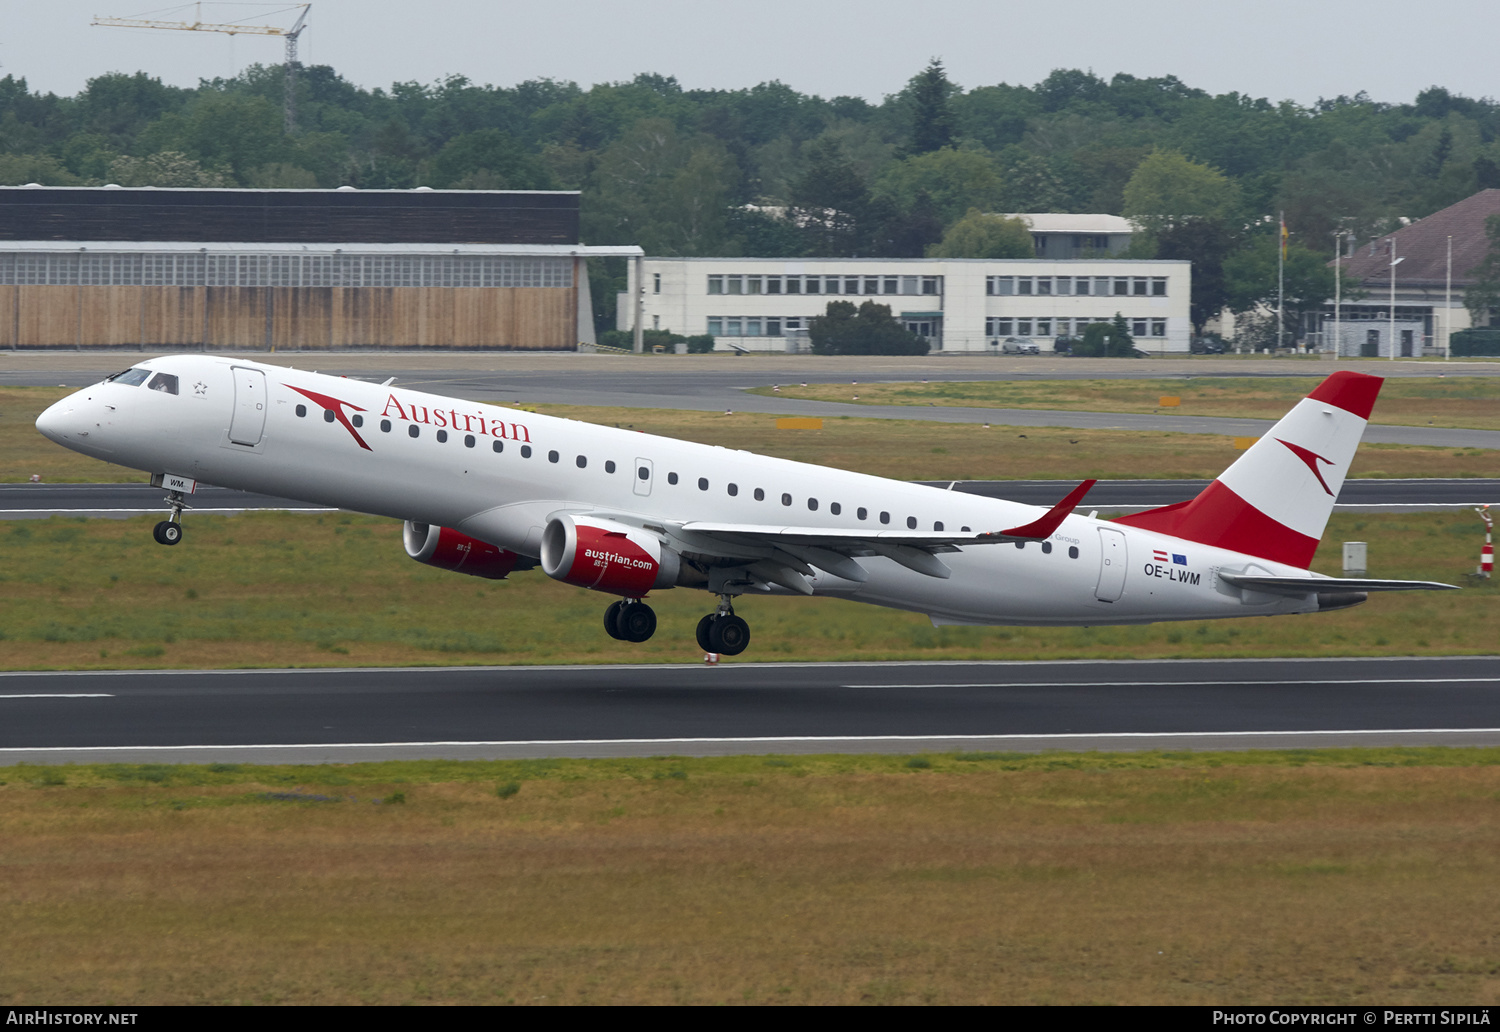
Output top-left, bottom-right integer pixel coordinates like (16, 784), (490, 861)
(1217, 572), (1459, 596)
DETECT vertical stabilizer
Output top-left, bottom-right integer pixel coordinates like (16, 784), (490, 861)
(1113, 371), (1382, 568)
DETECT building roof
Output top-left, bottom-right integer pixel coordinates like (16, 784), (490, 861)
(0, 241), (640, 257)
(1004, 213), (1135, 234)
(1338, 189), (1500, 287)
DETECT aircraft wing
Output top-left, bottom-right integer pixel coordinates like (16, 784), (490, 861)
(628, 480), (1098, 592)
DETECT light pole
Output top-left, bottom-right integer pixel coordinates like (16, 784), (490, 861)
(1389, 250), (1405, 361)
(1333, 230), (1343, 361)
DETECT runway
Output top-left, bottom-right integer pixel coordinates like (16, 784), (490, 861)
(3, 479), (1493, 519)
(2, 656), (1497, 763)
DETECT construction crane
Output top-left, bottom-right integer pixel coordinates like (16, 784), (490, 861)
(93, 4), (311, 133)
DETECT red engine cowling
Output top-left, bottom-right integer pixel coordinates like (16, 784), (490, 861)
(539, 515), (679, 596)
(403, 521), (521, 580)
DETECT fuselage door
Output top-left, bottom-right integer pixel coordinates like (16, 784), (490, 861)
(633, 457), (653, 496)
(1095, 527), (1127, 602)
(229, 367), (268, 446)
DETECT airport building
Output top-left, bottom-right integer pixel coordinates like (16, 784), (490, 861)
(621, 256), (1192, 353)
(0, 186), (638, 350)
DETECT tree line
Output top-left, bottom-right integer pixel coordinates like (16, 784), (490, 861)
(4, 61), (1497, 338)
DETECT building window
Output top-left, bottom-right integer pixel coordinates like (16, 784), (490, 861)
(1152, 277), (1167, 296)
(1032, 235), (1047, 254)
(1151, 319), (1167, 337)
(1036, 277), (1052, 296)
(1017, 277), (1033, 296)
(922, 276), (940, 295)
(745, 317), (762, 336)
(707, 317), (722, 335)
(1055, 277), (1072, 295)
(844, 277), (859, 294)
(746, 276), (762, 295)
(726, 318), (742, 335)
(1073, 277), (1090, 296)
(766, 276), (782, 294)
(987, 317), (1013, 337)
(707, 275), (723, 295)
(864, 277), (880, 295)
(1133, 277), (1148, 296)
(785, 277), (801, 294)
(822, 276), (838, 294)
(766, 318), (781, 336)
(1132, 319), (1149, 337)
(1096, 277), (1112, 296)
(1035, 319), (1051, 336)
(804, 277), (820, 295)
(653, 272), (661, 294)
(901, 276), (919, 294)
(989, 276), (1014, 296)
(726, 276), (743, 295)
(883, 276), (898, 294)
(1017, 319), (1032, 335)
(1113, 278), (1130, 296)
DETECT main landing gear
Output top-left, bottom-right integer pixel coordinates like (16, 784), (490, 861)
(604, 599), (657, 643)
(696, 595), (750, 656)
(152, 489), (189, 546)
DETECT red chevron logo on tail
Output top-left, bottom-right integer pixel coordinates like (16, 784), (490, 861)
(1276, 437), (1335, 496)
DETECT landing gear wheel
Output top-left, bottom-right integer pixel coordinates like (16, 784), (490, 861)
(617, 601), (657, 643)
(153, 521), (182, 546)
(695, 613), (716, 653)
(708, 614), (750, 655)
(603, 600), (626, 640)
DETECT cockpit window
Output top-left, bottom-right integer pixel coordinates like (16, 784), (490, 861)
(108, 368), (152, 387)
(146, 372), (179, 395)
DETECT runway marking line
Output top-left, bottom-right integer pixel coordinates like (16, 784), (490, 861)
(0, 694), (113, 699)
(5, 728), (1500, 753)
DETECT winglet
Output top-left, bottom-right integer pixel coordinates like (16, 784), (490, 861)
(994, 479), (1097, 540)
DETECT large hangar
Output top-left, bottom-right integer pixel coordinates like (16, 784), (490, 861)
(0, 186), (637, 350)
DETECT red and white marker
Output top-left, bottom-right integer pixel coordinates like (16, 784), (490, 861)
(1478, 505), (1494, 578)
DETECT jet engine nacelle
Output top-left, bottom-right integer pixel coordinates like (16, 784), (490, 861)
(403, 521), (521, 580)
(540, 514), (679, 596)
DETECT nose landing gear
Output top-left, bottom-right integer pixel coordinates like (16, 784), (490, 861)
(696, 595), (750, 656)
(604, 599), (657, 643)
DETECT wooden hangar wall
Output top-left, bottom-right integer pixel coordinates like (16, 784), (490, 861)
(0, 187), (587, 350)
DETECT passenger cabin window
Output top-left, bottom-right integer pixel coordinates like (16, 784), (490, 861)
(727, 483), (738, 496)
(352, 415), (363, 427)
(109, 368), (153, 387)
(754, 488), (765, 501)
(698, 477), (709, 491)
(296, 405), (307, 418)
(548, 450), (559, 463)
(381, 419), (392, 432)
(324, 410), (335, 423)
(576, 455), (586, 468)
(668, 472), (679, 485)
(520, 445), (532, 458)
(857, 507), (867, 520)
(492, 440), (504, 453)
(781, 493), (792, 506)
(907, 516), (918, 529)
(605, 460), (616, 473)
(879, 511), (890, 524)
(146, 373), (179, 395)
(465, 434), (476, 448)
(408, 425), (420, 438)
(436, 429), (448, 443)
(830, 503), (841, 515)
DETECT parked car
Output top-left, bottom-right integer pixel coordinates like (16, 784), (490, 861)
(1000, 336), (1041, 355)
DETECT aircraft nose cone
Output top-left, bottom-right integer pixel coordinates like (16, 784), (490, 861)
(35, 399), (73, 443)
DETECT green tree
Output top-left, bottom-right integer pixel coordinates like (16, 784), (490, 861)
(1122, 149), (1239, 233)
(1151, 218), (1235, 335)
(926, 209), (1033, 258)
(809, 300), (929, 355)
(1223, 236), (1337, 345)
(586, 119), (736, 255)
(874, 147), (1004, 226)
(428, 129), (552, 189)
(1071, 314), (1136, 356)
(907, 59), (955, 155)
(788, 137), (874, 255)
(0, 153), (81, 185)
(106, 151), (233, 187)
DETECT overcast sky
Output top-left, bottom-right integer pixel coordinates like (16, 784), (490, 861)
(6, 0), (1493, 108)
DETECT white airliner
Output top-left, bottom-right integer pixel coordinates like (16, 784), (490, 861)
(35, 360), (1454, 655)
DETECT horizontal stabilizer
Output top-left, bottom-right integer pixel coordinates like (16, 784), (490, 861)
(1217, 572), (1459, 596)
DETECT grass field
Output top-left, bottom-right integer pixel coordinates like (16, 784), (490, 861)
(750, 376), (1500, 432)
(2, 750), (1497, 1005)
(6, 386), (1495, 483)
(0, 509), (1491, 670)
